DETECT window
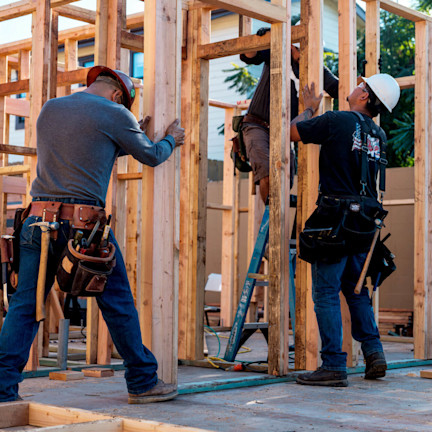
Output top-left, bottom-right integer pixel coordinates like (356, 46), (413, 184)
(79, 55), (94, 68)
(131, 52), (143, 79)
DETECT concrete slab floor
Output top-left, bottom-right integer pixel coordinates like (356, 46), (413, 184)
(17, 363), (432, 432)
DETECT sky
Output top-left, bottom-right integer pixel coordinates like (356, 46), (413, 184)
(0, 0), (419, 45)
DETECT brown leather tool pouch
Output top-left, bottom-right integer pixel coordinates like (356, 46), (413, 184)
(56, 239), (116, 297)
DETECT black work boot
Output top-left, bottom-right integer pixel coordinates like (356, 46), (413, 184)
(296, 367), (348, 387)
(364, 351), (387, 379)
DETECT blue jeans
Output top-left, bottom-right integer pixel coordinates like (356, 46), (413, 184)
(312, 253), (383, 372)
(0, 214), (158, 402)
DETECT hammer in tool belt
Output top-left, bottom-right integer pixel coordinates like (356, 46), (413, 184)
(0, 235), (14, 313)
(354, 218), (383, 295)
(30, 221), (59, 322)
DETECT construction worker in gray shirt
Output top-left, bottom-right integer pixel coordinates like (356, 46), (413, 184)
(0, 66), (184, 403)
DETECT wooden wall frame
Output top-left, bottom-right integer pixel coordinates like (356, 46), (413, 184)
(0, 0), (431, 383)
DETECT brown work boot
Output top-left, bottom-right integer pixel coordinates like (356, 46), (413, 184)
(296, 367), (348, 387)
(364, 351), (387, 379)
(128, 379), (178, 404)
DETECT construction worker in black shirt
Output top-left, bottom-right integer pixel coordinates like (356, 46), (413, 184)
(290, 74), (400, 387)
(240, 27), (339, 203)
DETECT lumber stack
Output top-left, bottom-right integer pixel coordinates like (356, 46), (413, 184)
(378, 308), (413, 337)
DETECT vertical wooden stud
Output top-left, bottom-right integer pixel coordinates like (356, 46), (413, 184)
(140, 0), (181, 383)
(414, 20), (432, 359)
(296, 0), (322, 371)
(338, 0), (359, 367)
(178, 7), (209, 360)
(268, 0), (290, 376)
(220, 107), (236, 326)
(64, 39), (77, 96)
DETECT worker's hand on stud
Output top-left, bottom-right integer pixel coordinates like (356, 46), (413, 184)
(302, 82), (323, 115)
(166, 118), (185, 148)
(139, 116), (151, 134)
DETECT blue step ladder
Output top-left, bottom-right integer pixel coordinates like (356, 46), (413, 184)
(223, 205), (296, 362)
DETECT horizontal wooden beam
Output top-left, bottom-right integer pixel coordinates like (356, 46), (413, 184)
(120, 31), (144, 52)
(199, 33), (270, 59)
(209, 99), (237, 109)
(55, 5), (96, 24)
(364, 0), (432, 22)
(199, 0), (287, 23)
(0, 144), (36, 156)
(383, 198), (414, 206)
(207, 203), (232, 211)
(0, 68), (90, 96)
(396, 75), (415, 89)
(0, 13), (144, 56)
(0, 164), (30, 176)
(5, 97), (30, 117)
(292, 24), (306, 44)
(0, 79), (29, 96)
(57, 67), (90, 86)
(199, 24), (304, 61)
(117, 172), (142, 180)
(0, 0), (79, 22)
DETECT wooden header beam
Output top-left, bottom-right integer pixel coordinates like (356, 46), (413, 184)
(396, 75), (415, 89)
(0, 67), (90, 96)
(198, 24), (305, 60)
(200, 0), (287, 23)
(55, 5), (96, 24)
(0, 12), (145, 56)
(364, 0), (432, 22)
(0, 0), (79, 22)
(0, 143), (36, 156)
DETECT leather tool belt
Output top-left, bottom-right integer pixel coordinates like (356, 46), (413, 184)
(29, 201), (106, 230)
(243, 114), (269, 130)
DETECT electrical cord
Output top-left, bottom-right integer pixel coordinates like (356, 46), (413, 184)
(204, 325), (266, 370)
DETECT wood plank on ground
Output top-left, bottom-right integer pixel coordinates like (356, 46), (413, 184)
(49, 371), (85, 381)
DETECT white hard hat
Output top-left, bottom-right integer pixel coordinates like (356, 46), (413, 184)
(362, 73), (400, 113)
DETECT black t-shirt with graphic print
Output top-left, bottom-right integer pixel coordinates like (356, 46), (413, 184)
(296, 111), (385, 200)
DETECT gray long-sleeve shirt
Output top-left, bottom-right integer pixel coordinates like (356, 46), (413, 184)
(31, 92), (175, 206)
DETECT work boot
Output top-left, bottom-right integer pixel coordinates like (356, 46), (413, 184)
(296, 367), (348, 387)
(128, 379), (178, 404)
(364, 351), (387, 379)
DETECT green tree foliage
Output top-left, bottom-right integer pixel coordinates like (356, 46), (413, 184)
(222, 63), (259, 98)
(417, 0), (432, 11)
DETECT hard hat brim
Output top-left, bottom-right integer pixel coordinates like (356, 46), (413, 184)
(87, 65), (133, 110)
(361, 76), (393, 113)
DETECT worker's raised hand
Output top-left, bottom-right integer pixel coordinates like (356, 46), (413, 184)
(256, 27), (271, 37)
(166, 118), (185, 148)
(139, 116), (151, 134)
(303, 82), (323, 114)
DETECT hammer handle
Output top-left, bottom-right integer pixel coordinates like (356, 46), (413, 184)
(354, 228), (380, 294)
(36, 230), (50, 322)
(0, 238), (9, 264)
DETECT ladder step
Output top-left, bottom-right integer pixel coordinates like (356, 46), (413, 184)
(244, 322), (268, 330)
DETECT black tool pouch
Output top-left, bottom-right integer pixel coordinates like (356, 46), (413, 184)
(56, 240), (116, 297)
(341, 199), (388, 254)
(299, 196), (347, 264)
(299, 196), (388, 264)
(366, 233), (396, 287)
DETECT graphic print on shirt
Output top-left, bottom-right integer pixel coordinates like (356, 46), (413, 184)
(351, 122), (380, 161)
